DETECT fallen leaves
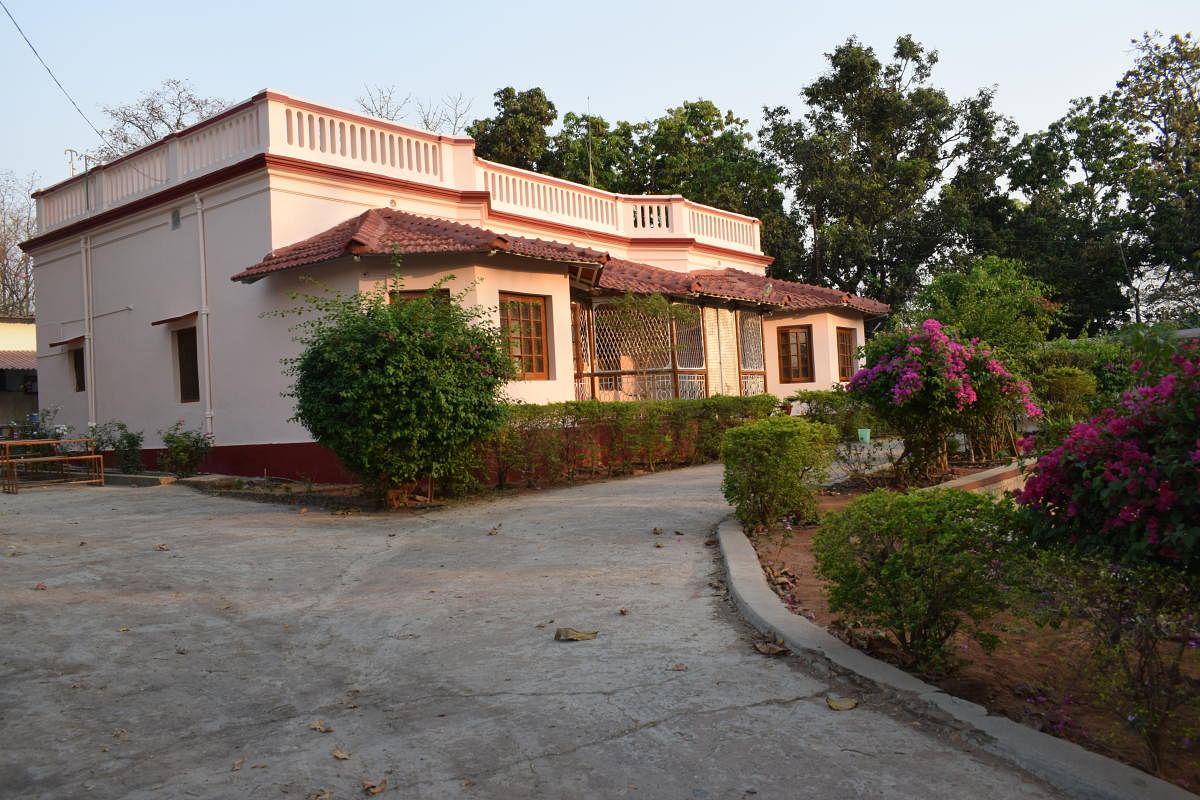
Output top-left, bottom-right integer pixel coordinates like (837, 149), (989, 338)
(553, 627), (598, 641)
(307, 790), (332, 800)
(668, 663), (688, 672)
(825, 696), (860, 711)
(154, 543), (170, 552)
(231, 758), (245, 772)
(331, 747), (352, 760)
(487, 524), (501, 536)
(117, 626), (130, 633)
(653, 542), (664, 549)
(753, 641), (789, 656)
(308, 719), (334, 733)
(618, 608), (629, 616)
(362, 778), (388, 795)
(652, 527), (663, 535)
(33, 582), (46, 591)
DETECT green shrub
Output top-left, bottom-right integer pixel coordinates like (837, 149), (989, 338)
(785, 387), (879, 439)
(93, 420), (145, 474)
(721, 417), (837, 530)
(813, 488), (1014, 673)
(158, 421), (213, 477)
(1035, 366), (1097, 420)
(282, 272), (514, 498)
(1016, 550), (1199, 775)
(1017, 337), (1134, 408)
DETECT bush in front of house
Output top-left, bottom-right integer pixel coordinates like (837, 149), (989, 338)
(483, 394), (779, 489)
(813, 488), (1015, 674)
(720, 416), (837, 530)
(849, 319), (1040, 480)
(94, 420), (145, 473)
(285, 275), (514, 500)
(158, 421), (212, 477)
(784, 386), (880, 440)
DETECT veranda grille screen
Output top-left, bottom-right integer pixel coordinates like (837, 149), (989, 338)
(738, 311), (765, 371)
(672, 306), (705, 369)
(593, 303), (672, 373)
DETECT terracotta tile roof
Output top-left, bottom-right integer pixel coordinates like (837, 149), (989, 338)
(0, 350), (36, 370)
(232, 208), (610, 282)
(599, 260), (890, 316)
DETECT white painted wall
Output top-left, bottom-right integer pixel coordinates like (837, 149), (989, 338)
(763, 310), (866, 398)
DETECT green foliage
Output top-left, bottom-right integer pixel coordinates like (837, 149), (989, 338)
(785, 387), (880, 439)
(761, 35), (1015, 306)
(720, 417), (837, 530)
(1016, 336), (1134, 408)
(910, 257), (1060, 350)
(281, 272), (514, 496)
(1016, 550), (1200, 775)
(1035, 366), (1097, 420)
(93, 420), (144, 474)
(158, 421), (212, 477)
(466, 87), (558, 171)
(813, 489), (1015, 673)
(485, 395), (778, 487)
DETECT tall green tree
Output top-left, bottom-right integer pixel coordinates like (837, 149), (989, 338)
(761, 35), (1015, 308)
(538, 112), (643, 191)
(466, 87), (558, 171)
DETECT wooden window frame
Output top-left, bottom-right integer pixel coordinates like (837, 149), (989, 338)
(175, 326), (200, 404)
(836, 326), (857, 383)
(777, 325), (815, 384)
(499, 292), (550, 381)
(71, 347), (86, 393)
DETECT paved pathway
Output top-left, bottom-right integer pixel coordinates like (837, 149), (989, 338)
(0, 466), (1059, 799)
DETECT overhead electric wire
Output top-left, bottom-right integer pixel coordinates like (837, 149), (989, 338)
(1, 0), (107, 144)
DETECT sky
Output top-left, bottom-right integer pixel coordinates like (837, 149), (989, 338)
(1, 0), (1196, 190)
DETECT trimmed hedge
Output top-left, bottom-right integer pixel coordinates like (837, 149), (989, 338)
(784, 388), (883, 439)
(479, 394), (780, 489)
(721, 416), (838, 529)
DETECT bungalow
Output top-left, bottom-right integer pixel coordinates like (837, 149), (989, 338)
(21, 90), (887, 480)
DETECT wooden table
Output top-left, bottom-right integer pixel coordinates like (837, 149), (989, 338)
(0, 438), (104, 494)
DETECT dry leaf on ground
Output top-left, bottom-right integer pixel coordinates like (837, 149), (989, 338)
(554, 627), (598, 641)
(33, 582), (46, 591)
(117, 626), (130, 633)
(618, 608), (629, 616)
(653, 542), (664, 549)
(155, 544), (170, 551)
(231, 758), (245, 771)
(307, 790), (332, 800)
(308, 719), (334, 733)
(825, 696), (860, 711)
(332, 747), (352, 760)
(668, 663), (688, 671)
(753, 642), (789, 656)
(362, 778), (387, 795)
(652, 527), (663, 535)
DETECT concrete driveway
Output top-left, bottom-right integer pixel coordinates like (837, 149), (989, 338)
(0, 465), (1059, 799)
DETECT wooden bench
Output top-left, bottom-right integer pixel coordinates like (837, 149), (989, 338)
(0, 438), (105, 494)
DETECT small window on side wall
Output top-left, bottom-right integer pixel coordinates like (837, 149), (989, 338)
(777, 325), (814, 383)
(176, 327), (200, 403)
(71, 347), (86, 392)
(499, 293), (549, 380)
(836, 327), (857, 383)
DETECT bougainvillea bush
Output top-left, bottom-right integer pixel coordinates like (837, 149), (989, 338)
(849, 319), (1039, 480)
(1016, 344), (1200, 570)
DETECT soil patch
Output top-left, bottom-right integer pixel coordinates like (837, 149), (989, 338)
(753, 492), (1200, 792)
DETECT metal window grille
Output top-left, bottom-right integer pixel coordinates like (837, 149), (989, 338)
(677, 373), (707, 399)
(738, 311), (765, 371)
(740, 373), (766, 396)
(672, 305), (705, 369)
(593, 302), (671, 373)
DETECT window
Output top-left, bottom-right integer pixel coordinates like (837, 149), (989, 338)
(389, 288), (451, 303)
(836, 327), (857, 383)
(176, 327), (200, 403)
(777, 325), (814, 383)
(71, 348), (86, 392)
(499, 293), (549, 380)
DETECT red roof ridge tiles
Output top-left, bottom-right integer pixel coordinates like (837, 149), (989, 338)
(233, 208), (609, 283)
(231, 207), (888, 316)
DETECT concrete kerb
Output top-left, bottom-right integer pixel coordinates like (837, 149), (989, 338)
(717, 516), (1197, 800)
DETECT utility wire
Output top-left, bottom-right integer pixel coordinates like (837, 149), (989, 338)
(1, 0), (106, 144)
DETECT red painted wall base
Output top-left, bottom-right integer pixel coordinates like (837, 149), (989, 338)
(135, 442), (356, 484)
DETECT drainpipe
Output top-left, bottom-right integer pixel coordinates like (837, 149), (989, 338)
(193, 194), (215, 437)
(80, 236), (96, 427)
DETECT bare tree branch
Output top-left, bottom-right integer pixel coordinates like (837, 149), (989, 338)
(0, 171), (38, 316)
(87, 79), (227, 163)
(357, 84), (411, 122)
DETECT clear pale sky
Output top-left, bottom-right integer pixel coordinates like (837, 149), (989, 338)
(2, 0), (1195, 189)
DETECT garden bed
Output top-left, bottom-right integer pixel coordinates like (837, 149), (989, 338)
(751, 487), (1199, 792)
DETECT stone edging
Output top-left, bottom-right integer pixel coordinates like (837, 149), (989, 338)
(717, 516), (1197, 800)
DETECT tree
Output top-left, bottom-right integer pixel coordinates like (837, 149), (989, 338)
(282, 273), (514, 501)
(356, 86), (474, 134)
(761, 35), (1016, 307)
(88, 79), (227, 162)
(466, 87), (558, 171)
(539, 112), (643, 191)
(356, 84), (410, 122)
(1110, 33), (1200, 321)
(0, 171), (36, 316)
(909, 256), (1059, 352)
